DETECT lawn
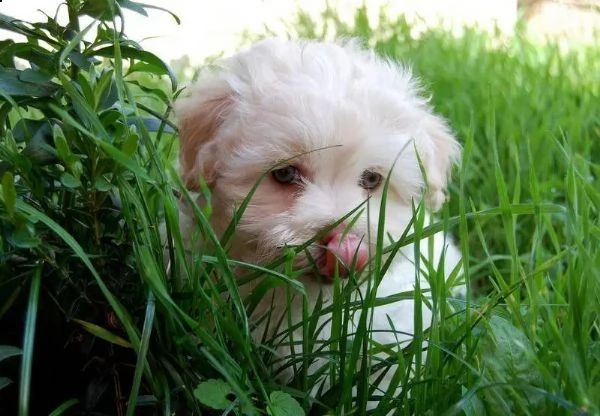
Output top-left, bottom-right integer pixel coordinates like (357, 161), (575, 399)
(0, 2), (599, 415)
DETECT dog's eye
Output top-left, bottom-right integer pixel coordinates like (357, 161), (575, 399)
(271, 166), (299, 184)
(359, 170), (383, 190)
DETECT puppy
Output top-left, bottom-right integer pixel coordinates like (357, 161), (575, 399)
(174, 38), (464, 408)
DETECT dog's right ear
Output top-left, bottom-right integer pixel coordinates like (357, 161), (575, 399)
(174, 73), (233, 190)
(419, 113), (462, 212)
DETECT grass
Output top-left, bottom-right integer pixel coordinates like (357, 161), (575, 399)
(1, 2), (599, 415)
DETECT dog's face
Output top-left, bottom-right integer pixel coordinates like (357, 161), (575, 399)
(175, 39), (460, 278)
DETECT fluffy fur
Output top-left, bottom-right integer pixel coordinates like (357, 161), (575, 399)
(174, 37), (464, 406)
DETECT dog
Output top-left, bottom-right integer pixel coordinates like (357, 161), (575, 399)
(173, 37), (464, 409)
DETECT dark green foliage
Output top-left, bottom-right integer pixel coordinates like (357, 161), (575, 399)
(0, 1), (178, 414)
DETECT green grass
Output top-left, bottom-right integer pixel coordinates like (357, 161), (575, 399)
(1, 2), (599, 415)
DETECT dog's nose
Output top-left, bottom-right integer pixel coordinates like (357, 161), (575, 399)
(319, 225), (368, 279)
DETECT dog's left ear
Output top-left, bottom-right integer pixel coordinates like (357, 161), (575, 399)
(419, 114), (461, 211)
(174, 73), (233, 191)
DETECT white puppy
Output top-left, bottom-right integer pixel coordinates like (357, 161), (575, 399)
(174, 38), (463, 409)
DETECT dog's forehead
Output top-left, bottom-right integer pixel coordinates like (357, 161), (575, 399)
(227, 39), (418, 112)
(240, 91), (417, 154)
(218, 39), (427, 181)
(233, 75), (417, 144)
(226, 92), (419, 178)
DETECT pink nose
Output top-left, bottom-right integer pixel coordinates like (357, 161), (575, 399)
(319, 225), (369, 279)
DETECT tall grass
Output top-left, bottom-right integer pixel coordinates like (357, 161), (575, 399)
(0, 3), (599, 415)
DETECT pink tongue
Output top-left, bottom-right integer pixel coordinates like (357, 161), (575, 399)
(320, 232), (368, 279)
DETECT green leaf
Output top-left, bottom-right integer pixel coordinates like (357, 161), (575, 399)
(126, 77), (170, 104)
(0, 39), (16, 67)
(0, 285), (22, 320)
(77, 72), (96, 109)
(125, 291), (155, 416)
(0, 67), (59, 97)
(460, 385), (487, 416)
(267, 391), (305, 416)
(71, 160), (84, 180)
(72, 319), (133, 348)
(79, 0), (117, 20)
(0, 377), (12, 391)
(69, 50), (95, 71)
(482, 315), (540, 382)
(60, 172), (81, 188)
(193, 379), (234, 410)
(1, 172), (17, 217)
(0, 162), (10, 178)
(0, 14), (39, 39)
(94, 176), (113, 192)
(92, 46), (177, 91)
(118, 0), (148, 16)
(13, 43), (57, 71)
(53, 125), (71, 164)
(118, 0), (180, 23)
(31, 15), (64, 39)
(19, 265), (42, 416)
(0, 345), (22, 362)
(12, 119), (52, 143)
(6, 223), (41, 249)
(19, 68), (53, 84)
(18, 122), (57, 166)
(122, 127), (139, 156)
(48, 398), (80, 416)
(58, 20), (96, 76)
(96, 70), (119, 110)
(99, 108), (122, 128)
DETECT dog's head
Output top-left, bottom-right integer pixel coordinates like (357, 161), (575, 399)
(175, 38), (460, 279)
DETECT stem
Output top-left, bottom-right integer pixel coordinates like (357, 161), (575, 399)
(66, 0), (81, 80)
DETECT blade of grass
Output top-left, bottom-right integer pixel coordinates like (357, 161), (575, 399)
(18, 264), (42, 416)
(126, 291), (156, 416)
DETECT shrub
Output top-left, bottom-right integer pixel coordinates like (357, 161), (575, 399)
(0, 1), (180, 413)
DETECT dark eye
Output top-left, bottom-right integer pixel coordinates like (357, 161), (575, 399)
(359, 170), (382, 190)
(271, 166), (299, 184)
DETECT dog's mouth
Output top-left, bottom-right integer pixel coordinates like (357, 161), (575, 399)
(308, 246), (341, 284)
(291, 228), (369, 284)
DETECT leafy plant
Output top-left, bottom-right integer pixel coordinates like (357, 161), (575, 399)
(0, 0), (180, 414)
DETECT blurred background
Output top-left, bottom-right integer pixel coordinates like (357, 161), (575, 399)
(2, 0), (599, 66)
